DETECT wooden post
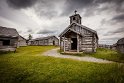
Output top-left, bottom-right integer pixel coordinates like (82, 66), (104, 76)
(63, 36), (65, 52)
(60, 37), (61, 50)
(69, 38), (71, 51)
(77, 34), (79, 53)
(92, 34), (95, 52)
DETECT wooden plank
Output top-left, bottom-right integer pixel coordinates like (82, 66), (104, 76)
(63, 36), (65, 52)
(77, 34), (79, 53)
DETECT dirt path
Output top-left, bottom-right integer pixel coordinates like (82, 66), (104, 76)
(43, 48), (114, 63)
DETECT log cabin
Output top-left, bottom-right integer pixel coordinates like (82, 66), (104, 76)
(116, 38), (124, 53)
(0, 26), (19, 51)
(29, 36), (59, 46)
(18, 35), (27, 47)
(59, 11), (98, 53)
(98, 44), (111, 49)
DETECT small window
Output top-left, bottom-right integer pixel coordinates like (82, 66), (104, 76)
(3, 40), (10, 46)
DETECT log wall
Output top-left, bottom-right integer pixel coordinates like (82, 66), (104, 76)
(60, 24), (98, 53)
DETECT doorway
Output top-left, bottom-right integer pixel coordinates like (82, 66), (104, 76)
(53, 41), (55, 45)
(71, 38), (77, 50)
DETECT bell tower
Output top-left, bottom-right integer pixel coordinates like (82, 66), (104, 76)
(70, 10), (81, 24)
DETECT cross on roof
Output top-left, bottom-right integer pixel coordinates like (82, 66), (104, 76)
(74, 10), (77, 14)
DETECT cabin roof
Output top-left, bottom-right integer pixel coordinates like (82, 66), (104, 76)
(0, 26), (19, 37)
(31, 36), (58, 41)
(59, 27), (82, 37)
(117, 38), (124, 44)
(59, 22), (98, 38)
(19, 35), (27, 41)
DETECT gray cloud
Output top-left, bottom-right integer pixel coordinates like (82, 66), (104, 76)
(6, 0), (61, 19)
(112, 14), (124, 22)
(61, 0), (95, 16)
(34, 7), (57, 19)
(100, 19), (107, 26)
(103, 32), (113, 36)
(112, 27), (124, 34)
(6, 0), (37, 9)
(27, 28), (33, 33)
(62, 0), (124, 16)
(32, 0), (61, 19)
(95, 0), (124, 4)
(6, 0), (124, 17)
(37, 29), (57, 34)
(103, 27), (124, 36)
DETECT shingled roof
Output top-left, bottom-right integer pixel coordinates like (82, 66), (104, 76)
(0, 26), (19, 37)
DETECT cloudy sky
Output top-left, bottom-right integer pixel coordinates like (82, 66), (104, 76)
(0, 0), (124, 45)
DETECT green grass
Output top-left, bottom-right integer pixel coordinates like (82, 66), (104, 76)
(0, 46), (124, 83)
(91, 48), (124, 63)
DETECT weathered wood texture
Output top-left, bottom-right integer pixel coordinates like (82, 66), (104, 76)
(60, 27), (98, 52)
(59, 13), (98, 53)
(0, 26), (19, 51)
(98, 44), (111, 49)
(116, 38), (124, 53)
(0, 37), (18, 51)
(29, 36), (59, 46)
(18, 35), (27, 47)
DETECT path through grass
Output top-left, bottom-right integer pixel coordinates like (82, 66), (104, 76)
(0, 46), (124, 83)
(60, 48), (124, 63)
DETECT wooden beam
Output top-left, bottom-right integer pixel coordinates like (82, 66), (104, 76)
(77, 34), (79, 53)
(60, 37), (61, 50)
(63, 36), (65, 52)
(92, 34), (95, 52)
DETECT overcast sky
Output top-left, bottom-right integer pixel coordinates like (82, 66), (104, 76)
(0, 0), (124, 45)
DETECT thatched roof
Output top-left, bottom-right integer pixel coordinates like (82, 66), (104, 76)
(0, 26), (19, 37)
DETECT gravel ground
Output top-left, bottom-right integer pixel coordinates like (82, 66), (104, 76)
(43, 48), (114, 63)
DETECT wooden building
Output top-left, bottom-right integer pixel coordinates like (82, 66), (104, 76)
(116, 38), (124, 53)
(98, 44), (111, 49)
(0, 26), (19, 51)
(18, 35), (27, 47)
(59, 11), (98, 53)
(29, 36), (59, 46)
(111, 43), (117, 50)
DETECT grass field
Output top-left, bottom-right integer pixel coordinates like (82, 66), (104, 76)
(91, 48), (124, 63)
(0, 46), (124, 83)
